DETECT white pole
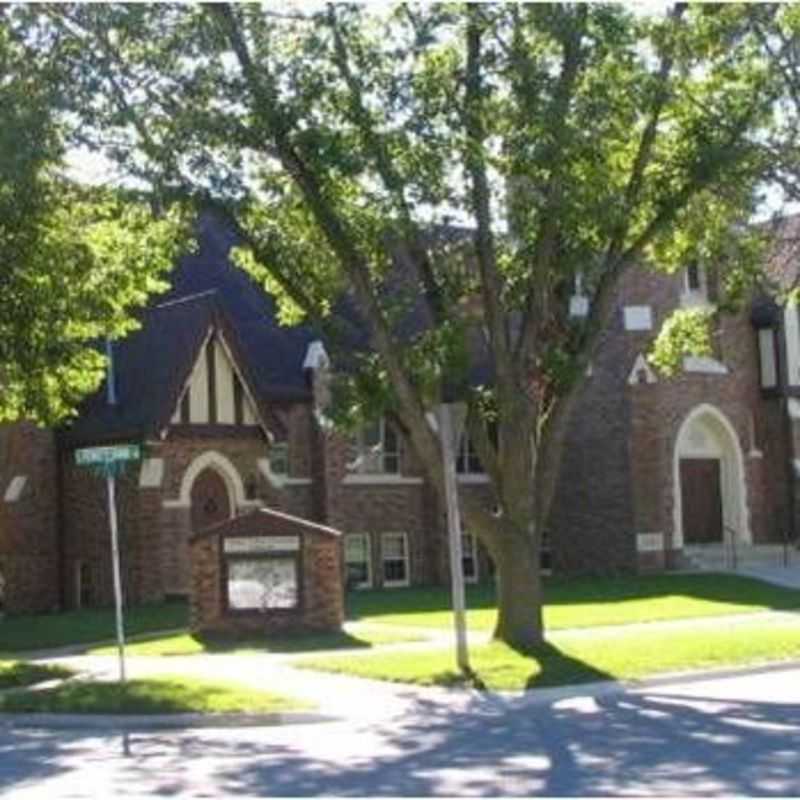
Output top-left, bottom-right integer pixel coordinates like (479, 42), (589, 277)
(438, 404), (469, 672)
(106, 473), (127, 684)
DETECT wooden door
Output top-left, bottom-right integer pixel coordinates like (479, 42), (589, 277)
(680, 458), (723, 544)
(190, 468), (231, 533)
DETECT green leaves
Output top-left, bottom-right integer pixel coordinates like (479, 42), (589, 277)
(649, 306), (715, 376)
(7, 5), (781, 437)
(0, 186), (187, 424)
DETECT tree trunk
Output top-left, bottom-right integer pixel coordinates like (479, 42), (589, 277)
(491, 533), (544, 650)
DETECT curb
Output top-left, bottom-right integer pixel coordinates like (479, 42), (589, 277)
(475, 657), (800, 708)
(0, 710), (337, 731)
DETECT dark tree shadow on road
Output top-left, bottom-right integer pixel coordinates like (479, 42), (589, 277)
(2, 677), (800, 796)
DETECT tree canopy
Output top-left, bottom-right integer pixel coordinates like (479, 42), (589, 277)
(0, 18), (186, 424)
(11, 3), (790, 646)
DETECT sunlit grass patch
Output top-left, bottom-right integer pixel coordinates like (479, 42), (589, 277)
(0, 675), (310, 714)
(298, 619), (800, 692)
(347, 574), (800, 632)
(0, 661), (74, 690)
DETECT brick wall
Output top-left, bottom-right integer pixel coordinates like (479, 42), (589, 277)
(0, 423), (60, 613)
(549, 266), (787, 576)
(59, 407), (322, 608)
(190, 509), (343, 636)
(548, 274), (638, 575)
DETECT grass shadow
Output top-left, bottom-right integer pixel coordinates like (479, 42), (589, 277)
(347, 573), (800, 629)
(543, 572), (800, 611)
(346, 583), (496, 621)
(0, 599), (189, 654)
(516, 641), (616, 690)
(114, 631), (386, 657)
(163, 629), (380, 655)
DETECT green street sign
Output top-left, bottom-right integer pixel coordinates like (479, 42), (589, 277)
(75, 444), (141, 467)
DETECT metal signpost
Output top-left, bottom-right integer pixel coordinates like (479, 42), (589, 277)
(437, 401), (470, 673)
(75, 444), (141, 684)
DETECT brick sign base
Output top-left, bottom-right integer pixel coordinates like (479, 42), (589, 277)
(189, 508), (343, 637)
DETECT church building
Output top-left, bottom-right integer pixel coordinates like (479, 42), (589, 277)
(0, 212), (796, 614)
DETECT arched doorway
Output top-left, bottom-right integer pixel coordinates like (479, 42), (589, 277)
(673, 404), (750, 548)
(190, 468), (232, 533)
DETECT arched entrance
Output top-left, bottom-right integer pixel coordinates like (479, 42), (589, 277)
(673, 404), (750, 548)
(190, 468), (233, 532)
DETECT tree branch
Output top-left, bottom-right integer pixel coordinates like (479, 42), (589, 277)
(210, 3), (446, 488)
(325, 6), (446, 322)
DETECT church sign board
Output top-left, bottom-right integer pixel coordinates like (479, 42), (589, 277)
(189, 508), (344, 637)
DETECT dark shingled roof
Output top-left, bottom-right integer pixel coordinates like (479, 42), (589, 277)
(60, 211), (494, 446)
(61, 212), (317, 446)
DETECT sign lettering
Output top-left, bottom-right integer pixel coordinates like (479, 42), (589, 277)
(76, 445), (141, 466)
(224, 535), (300, 554)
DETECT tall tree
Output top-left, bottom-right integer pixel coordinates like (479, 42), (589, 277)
(0, 17), (186, 424)
(25, 3), (775, 648)
(744, 5), (800, 209)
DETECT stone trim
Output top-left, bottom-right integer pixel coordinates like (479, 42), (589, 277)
(627, 353), (657, 386)
(636, 532), (664, 552)
(623, 305), (653, 331)
(139, 458), (165, 488)
(3, 475), (27, 503)
(683, 355), (729, 375)
(672, 403), (751, 548)
(342, 474), (423, 486)
(456, 474), (490, 485)
(257, 458), (312, 489)
(166, 449), (249, 510)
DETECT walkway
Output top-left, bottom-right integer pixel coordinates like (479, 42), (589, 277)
(2, 662), (800, 796)
(734, 564), (800, 590)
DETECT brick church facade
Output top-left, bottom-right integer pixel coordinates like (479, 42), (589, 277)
(0, 213), (797, 614)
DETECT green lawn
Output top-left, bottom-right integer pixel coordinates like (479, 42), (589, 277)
(0, 600), (188, 655)
(347, 573), (800, 631)
(0, 661), (74, 690)
(0, 675), (309, 715)
(300, 618), (800, 691)
(88, 623), (424, 657)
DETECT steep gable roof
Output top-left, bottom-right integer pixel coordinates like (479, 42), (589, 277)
(60, 213), (317, 447)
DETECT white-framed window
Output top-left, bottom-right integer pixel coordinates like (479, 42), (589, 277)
(462, 532), (478, 583)
(381, 532), (410, 587)
(344, 533), (372, 589)
(349, 417), (400, 475)
(685, 260), (702, 292)
(758, 328), (778, 389)
(681, 260), (709, 307)
(456, 435), (484, 475)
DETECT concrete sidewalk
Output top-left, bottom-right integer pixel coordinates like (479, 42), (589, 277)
(734, 564), (800, 589)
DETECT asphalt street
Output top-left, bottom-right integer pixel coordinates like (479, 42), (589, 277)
(1, 663), (799, 797)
